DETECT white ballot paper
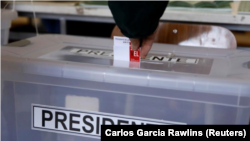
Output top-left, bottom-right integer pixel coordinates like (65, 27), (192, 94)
(113, 36), (141, 68)
(113, 36), (130, 62)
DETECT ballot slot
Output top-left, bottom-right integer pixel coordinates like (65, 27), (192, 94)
(39, 46), (213, 74)
(68, 48), (199, 64)
(69, 48), (113, 57)
(145, 56), (199, 64)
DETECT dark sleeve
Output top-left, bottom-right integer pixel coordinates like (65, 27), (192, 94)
(108, 1), (169, 39)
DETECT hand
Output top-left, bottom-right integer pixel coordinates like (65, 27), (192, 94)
(111, 25), (157, 59)
(130, 31), (156, 59)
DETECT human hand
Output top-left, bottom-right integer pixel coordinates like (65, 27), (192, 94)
(111, 25), (157, 59)
(130, 31), (156, 59)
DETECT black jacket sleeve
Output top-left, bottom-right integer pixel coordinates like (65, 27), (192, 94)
(108, 1), (169, 39)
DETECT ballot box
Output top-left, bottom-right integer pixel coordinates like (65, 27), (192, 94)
(1, 34), (250, 141)
(1, 9), (18, 45)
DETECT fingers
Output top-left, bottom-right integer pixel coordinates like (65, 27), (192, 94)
(111, 25), (140, 51)
(140, 39), (153, 59)
(111, 24), (156, 58)
(140, 31), (156, 59)
(129, 38), (140, 51)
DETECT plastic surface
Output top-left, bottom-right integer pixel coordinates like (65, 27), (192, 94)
(1, 34), (250, 141)
(1, 29), (9, 45)
(1, 9), (18, 45)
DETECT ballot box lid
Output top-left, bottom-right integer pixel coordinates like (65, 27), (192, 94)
(2, 35), (250, 106)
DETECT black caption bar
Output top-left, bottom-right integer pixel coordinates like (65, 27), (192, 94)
(101, 125), (249, 140)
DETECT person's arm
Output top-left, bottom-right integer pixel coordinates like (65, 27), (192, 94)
(108, 1), (168, 58)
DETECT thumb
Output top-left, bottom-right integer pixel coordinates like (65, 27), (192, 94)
(129, 38), (140, 51)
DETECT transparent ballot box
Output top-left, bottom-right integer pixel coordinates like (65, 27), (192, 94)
(1, 34), (250, 141)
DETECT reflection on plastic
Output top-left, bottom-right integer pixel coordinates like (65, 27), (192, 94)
(113, 60), (140, 69)
(129, 61), (140, 68)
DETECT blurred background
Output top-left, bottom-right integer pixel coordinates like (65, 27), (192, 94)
(1, 0), (250, 48)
